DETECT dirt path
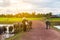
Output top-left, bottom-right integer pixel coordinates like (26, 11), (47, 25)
(21, 20), (60, 40)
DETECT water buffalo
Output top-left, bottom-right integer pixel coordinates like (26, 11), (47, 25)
(13, 23), (23, 33)
(3, 26), (7, 33)
(28, 21), (32, 29)
(9, 26), (14, 34)
(0, 26), (6, 34)
(13, 21), (32, 33)
(21, 20), (32, 32)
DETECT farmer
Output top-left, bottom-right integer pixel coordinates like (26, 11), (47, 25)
(45, 19), (51, 29)
(22, 17), (28, 32)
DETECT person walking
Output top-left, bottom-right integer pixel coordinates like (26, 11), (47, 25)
(45, 19), (51, 29)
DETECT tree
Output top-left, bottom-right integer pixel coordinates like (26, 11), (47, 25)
(31, 12), (36, 17)
(45, 12), (52, 18)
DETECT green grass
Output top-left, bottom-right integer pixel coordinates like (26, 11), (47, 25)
(49, 18), (60, 22)
(0, 17), (43, 24)
(49, 18), (60, 31)
(0, 17), (60, 24)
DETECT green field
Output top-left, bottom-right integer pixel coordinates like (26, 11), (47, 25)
(49, 18), (60, 22)
(0, 17), (43, 24)
(0, 17), (60, 24)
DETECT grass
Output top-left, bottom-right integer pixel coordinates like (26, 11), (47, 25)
(0, 17), (60, 24)
(49, 18), (60, 31)
(0, 17), (43, 24)
(49, 18), (60, 22)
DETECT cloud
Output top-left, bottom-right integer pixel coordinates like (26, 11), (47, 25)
(23, 0), (60, 14)
(24, 0), (54, 3)
(0, 0), (60, 15)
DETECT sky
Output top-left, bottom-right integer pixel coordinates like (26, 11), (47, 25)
(0, 0), (60, 15)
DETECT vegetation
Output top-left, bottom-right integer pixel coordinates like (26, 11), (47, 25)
(0, 12), (52, 18)
(0, 17), (44, 24)
(0, 12), (52, 24)
(48, 18), (60, 26)
(49, 18), (60, 22)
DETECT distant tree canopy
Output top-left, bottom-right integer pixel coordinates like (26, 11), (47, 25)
(0, 12), (52, 18)
(45, 12), (52, 18)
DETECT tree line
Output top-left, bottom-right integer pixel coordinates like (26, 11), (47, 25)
(0, 12), (52, 18)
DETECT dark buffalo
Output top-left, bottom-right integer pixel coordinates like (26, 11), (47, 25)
(0, 27), (5, 34)
(13, 21), (32, 33)
(22, 20), (32, 32)
(9, 26), (14, 34)
(13, 23), (23, 33)
(3, 26), (7, 33)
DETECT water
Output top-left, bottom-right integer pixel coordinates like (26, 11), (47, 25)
(54, 26), (60, 29)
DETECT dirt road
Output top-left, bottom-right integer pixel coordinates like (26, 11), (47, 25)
(21, 20), (60, 40)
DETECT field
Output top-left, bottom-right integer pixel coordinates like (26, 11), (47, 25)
(48, 18), (60, 25)
(0, 17), (60, 24)
(49, 18), (60, 22)
(0, 17), (43, 24)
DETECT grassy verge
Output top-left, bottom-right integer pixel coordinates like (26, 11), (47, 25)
(50, 23), (60, 31)
(48, 18), (60, 31)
